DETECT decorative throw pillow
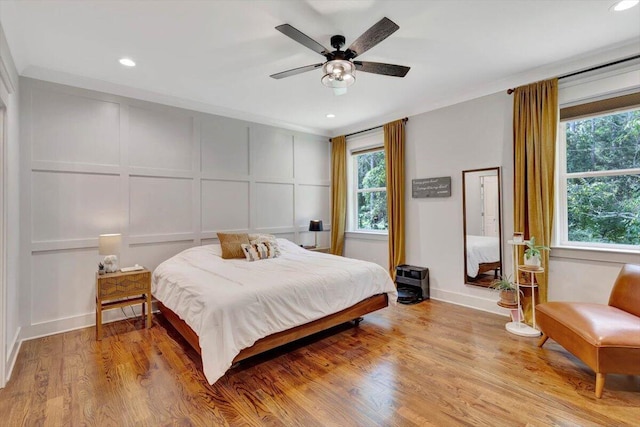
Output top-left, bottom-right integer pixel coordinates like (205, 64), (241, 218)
(248, 233), (281, 257)
(241, 242), (279, 261)
(217, 232), (250, 259)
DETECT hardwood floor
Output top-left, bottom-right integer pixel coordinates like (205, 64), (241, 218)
(1, 300), (638, 426)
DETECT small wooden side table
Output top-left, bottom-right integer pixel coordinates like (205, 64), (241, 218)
(305, 246), (331, 253)
(95, 268), (152, 340)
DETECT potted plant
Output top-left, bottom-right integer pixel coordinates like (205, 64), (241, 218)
(524, 236), (550, 268)
(491, 275), (517, 305)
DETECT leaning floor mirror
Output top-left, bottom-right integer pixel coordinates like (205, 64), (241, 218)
(462, 167), (503, 287)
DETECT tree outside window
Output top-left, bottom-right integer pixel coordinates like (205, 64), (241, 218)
(355, 150), (387, 231)
(561, 108), (640, 247)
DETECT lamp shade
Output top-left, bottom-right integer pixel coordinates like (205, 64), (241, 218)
(309, 220), (323, 232)
(98, 233), (122, 255)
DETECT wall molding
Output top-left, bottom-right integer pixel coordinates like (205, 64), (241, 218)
(21, 66), (329, 137)
(31, 160), (120, 175)
(128, 233), (196, 246)
(21, 304), (158, 343)
(5, 327), (20, 382)
(0, 54), (16, 96)
(129, 167), (195, 179)
(21, 77), (331, 338)
(32, 238), (98, 252)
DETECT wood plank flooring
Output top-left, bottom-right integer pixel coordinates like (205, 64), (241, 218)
(1, 300), (638, 426)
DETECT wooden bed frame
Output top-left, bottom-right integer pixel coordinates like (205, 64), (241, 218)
(156, 293), (389, 364)
(477, 261), (501, 278)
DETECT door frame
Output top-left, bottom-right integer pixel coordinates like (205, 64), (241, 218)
(0, 100), (5, 387)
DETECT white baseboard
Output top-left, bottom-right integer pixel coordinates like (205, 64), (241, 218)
(5, 326), (21, 383)
(430, 287), (508, 317)
(20, 302), (158, 343)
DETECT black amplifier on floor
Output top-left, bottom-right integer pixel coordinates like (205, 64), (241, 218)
(395, 264), (429, 304)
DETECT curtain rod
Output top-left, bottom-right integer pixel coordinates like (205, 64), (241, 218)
(332, 117), (408, 141)
(506, 54), (640, 95)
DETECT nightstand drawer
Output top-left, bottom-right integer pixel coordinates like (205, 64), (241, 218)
(98, 271), (151, 299)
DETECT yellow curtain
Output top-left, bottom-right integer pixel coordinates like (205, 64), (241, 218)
(513, 78), (558, 324)
(330, 135), (347, 255)
(384, 120), (406, 281)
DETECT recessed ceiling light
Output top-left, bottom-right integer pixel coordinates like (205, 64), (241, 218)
(119, 58), (136, 67)
(611, 0), (639, 11)
(326, 113), (336, 118)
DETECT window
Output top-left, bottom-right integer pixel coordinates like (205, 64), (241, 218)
(557, 98), (640, 250)
(353, 148), (388, 231)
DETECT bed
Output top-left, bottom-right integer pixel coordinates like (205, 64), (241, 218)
(465, 235), (501, 278)
(152, 238), (397, 384)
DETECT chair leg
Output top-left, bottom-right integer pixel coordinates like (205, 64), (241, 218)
(595, 373), (605, 398)
(537, 333), (549, 347)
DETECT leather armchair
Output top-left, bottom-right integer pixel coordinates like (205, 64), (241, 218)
(536, 263), (640, 398)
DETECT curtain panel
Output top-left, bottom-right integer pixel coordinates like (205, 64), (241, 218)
(384, 120), (406, 280)
(513, 78), (558, 324)
(330, 135), (347, 255)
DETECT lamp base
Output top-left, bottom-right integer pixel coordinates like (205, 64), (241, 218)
(505, 321), (540, 337)
(103, 255), (119, 273)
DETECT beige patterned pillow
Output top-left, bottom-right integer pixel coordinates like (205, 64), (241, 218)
(248, 233), (281, 257)
(241, 242), (279, 261)
(217, 232), (250, 259)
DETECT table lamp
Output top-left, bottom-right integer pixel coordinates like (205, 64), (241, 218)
(308, 220), (323, 248)
(99, 233), (122, 273)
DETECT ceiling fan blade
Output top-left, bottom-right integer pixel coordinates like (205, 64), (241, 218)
(354, 61), (410, 77)
(270, 63), (324, 79)
(345, 17), (399, 59)
(276, 24), (331, 57)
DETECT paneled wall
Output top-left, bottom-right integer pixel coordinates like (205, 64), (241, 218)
(20, 77), (330, 338)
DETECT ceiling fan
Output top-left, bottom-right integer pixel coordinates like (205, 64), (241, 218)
(270, 17), (410, 95)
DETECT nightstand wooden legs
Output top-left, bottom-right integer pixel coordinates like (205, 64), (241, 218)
(145, 292), (152, 328)
(96, 298), (103, 340)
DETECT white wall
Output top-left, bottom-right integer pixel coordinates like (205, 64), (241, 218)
(0, 18), (20, 386)
(19, 77), (330, 340)
(343, 98), (511, 315)
(404, 92), (513, 314)
(346, 86), (637, 314)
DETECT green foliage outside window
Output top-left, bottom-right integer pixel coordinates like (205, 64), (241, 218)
(564, 110), (640, 246)
(356, 151), (388, 230)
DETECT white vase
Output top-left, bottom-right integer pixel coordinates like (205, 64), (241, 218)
(524, 254), (541, 268)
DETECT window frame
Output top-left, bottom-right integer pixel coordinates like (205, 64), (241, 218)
(555, 105), (640, 252)
(350, 146), (388, 234)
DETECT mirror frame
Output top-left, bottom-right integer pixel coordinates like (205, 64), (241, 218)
(462, 167), (503, 287)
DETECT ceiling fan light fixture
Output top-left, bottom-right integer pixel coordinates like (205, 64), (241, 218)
(321, 60), (356, 89)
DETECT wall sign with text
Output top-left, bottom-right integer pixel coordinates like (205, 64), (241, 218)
(412, 176), (451, 198)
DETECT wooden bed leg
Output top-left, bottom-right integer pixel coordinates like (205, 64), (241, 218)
(537, 333), (549, 348)
(595, 373), (605, 398)
(353, 317), (364, 326)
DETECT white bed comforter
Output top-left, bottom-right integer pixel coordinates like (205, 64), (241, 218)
(466, 235), (500, 278)
(152, 239), (397, 384)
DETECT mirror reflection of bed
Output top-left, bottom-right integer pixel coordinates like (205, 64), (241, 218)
(462, 167), (503, 287)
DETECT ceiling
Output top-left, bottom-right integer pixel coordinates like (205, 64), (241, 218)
(1, 1), (639, 136)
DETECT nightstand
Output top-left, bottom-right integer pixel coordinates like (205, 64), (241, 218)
(306, 247), (331, 253)
(95, 268), (152, 340)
